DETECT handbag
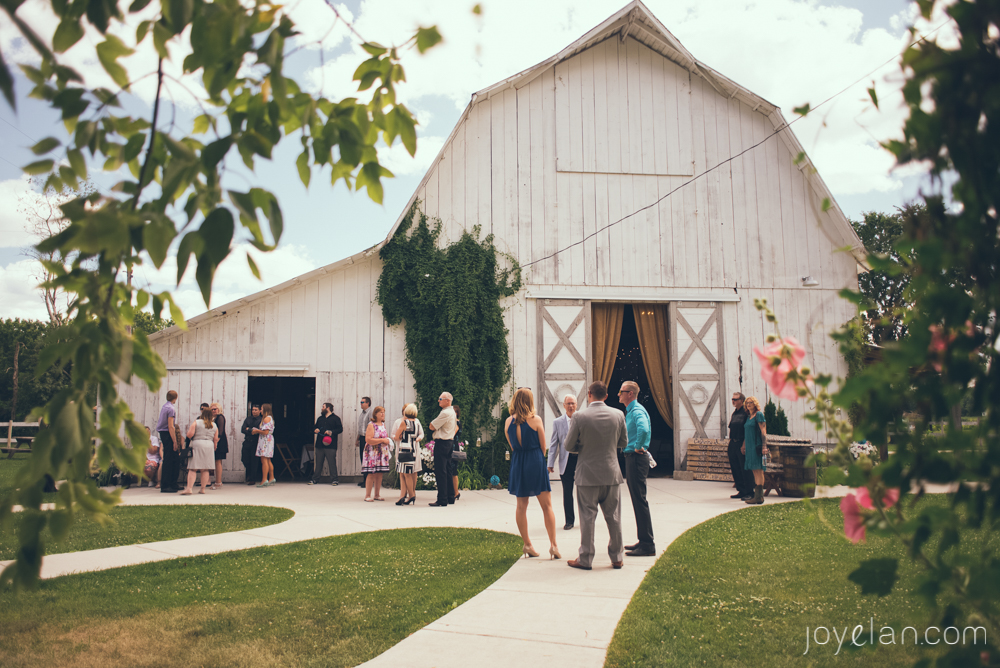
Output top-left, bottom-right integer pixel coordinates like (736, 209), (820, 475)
(397, 450), (415, 463)
(451, 447), (467, 461)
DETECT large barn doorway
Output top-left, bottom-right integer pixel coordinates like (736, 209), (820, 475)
(247, 376), (316, 478)
(603, 305), (674, 476)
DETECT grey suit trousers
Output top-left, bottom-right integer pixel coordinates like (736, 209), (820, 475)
(576, 484), (624, 568)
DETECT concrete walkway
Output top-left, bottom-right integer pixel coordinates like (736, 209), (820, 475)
(7, 478), (810, 666)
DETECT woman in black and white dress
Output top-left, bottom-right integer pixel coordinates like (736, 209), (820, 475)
(392, 403), (423, 506)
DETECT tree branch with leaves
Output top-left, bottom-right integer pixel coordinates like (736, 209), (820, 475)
(0, 0), (440, 589)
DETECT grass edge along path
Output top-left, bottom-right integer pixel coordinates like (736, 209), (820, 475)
(0, 527), (522, 668)
(0, 505), (295, 560)
(605, 496), (993, 667)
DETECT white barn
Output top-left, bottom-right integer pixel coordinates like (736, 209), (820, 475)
(121, 1), (863, 482)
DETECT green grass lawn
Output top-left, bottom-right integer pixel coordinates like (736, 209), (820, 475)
(606, 496), (994, 667)
(0, 528), (521, 668)
(0, 452), (57, 501)
(0, 505), (295, 560)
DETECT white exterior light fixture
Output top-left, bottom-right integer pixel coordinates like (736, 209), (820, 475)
(801, 276), (819, 287)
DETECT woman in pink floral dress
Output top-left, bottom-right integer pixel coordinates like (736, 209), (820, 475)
(362, 406), (392, 501)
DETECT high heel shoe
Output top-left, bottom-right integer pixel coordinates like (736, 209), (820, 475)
(395, 498), (405, 506)
(549, 546), (561, 560)
(523, 545), (540, 558)
(404, 496), (416, 505)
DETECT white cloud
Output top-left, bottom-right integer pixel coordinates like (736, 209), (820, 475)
(0, 176), (46, 249)
(379, 135), (445, 177)
(0, 258), (50, 320)
(131, 243), (318, 321)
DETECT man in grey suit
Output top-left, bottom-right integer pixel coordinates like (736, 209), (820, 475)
(547, 394), (579, 530)
(563, 381), (628, 570)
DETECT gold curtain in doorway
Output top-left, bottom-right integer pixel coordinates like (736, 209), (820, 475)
(592, 303), (624, 388)
(633, 305), (673, 428)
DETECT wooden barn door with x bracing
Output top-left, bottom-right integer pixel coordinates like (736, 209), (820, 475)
(536, 299), (592, 447)
(669, 302), (727, 471)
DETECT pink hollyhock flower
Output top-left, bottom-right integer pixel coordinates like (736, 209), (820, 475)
(854, 486), (900, 510)
(754, 337), (810, 401)
(841, 487), (900, 544)
(841, 493), (866, 543)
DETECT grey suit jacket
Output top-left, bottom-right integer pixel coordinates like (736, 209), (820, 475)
(564, 401), (627, 486)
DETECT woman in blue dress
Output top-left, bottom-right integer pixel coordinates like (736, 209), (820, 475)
(742, 395), (770, 505)
(505, 388), (560, 560)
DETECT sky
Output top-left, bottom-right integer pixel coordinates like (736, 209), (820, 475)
(0, 0), (949, 323)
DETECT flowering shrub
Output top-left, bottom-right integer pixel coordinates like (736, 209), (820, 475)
(840, 487), (900, 544)
(848, 441), (880, 461)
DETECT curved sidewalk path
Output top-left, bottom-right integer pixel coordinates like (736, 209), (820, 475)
(8, 478), (813, 666)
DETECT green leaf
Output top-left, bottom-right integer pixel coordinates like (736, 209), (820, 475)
(472, 4), (482, 14)
(848, 558), (898, 597)
(96, 35), (134, 89)
(30, 136), (60, 155)
(247, 253), (261, 280)
(0, 50), (13, 110)
(135, 19), (151, 43)
(129, 0), (153, 12)
(361, 42), (387, 57)
(23, 159), (54, 175)
(152, 22), (171, 59)
(192, 114), (210, 135)
(202, 135), (233, 169)
(67, 148), (88, 180)
(176, 230), (204, 283)
(867, 84), (879, 110)
(143, 216), (176, 268)
(200, 208), (234, 264)
(53, 18), (84, 53)
(821, 197), (832, 212)
(355, 161), (386, 204)
(164, 0), (194, 33)
(793, 103), (811, 117)
(415, 26), (442, 54)
(296, 149), (310, 188)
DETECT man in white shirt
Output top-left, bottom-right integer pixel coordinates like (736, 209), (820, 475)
(547, 394), (579, 530)
(428, 392), (458, 506)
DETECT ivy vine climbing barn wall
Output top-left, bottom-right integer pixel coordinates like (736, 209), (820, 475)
(117, 1), (863, 481)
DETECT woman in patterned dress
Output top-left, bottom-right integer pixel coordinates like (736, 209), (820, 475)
(392, 403), (424, 505)
(253, 403), (276, 487)
(363, 406), (392, 501)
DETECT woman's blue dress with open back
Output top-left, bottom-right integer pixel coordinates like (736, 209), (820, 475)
(507, 420), (551, 497)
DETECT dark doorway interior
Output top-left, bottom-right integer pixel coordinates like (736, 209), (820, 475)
(606, 304), (674, 476)
(247, 376), (316, 477)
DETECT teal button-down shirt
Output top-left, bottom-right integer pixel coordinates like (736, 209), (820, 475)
(624, 400), (651, 453)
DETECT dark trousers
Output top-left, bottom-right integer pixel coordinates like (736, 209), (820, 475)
(561, 453), (578, 525)
(727, 439), (755, 496)
(242, 440), (260, 482)
(434, 440), (455, 505)
(625, 452), (654, 550)
(313, 446), (338, 482)
(159, 430), (179, 491)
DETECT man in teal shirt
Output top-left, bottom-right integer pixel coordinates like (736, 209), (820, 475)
(619, 381), (655, 557)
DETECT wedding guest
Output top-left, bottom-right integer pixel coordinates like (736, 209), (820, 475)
(727, 393), (754, 500)
(392, 404), (424, 505)
(363, 406), (391, 501)
(210, 402), (228, 489)
(743, 396), (769, 505)
(253, 403), (276, 487)
(143, 426), (160, 488)
(564, 381), (627, 571)
(547, 394), (579, 530)
(241, 405), (261, 485)
(356, 396), (372, 486)
(311, 402), (343, 485)
(156, 390), (180, 493)
(505, 388), (560, 560)
(182, 407), (217, 495)
(427, 392), (458, 507)
(619, 381), (655, 557)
